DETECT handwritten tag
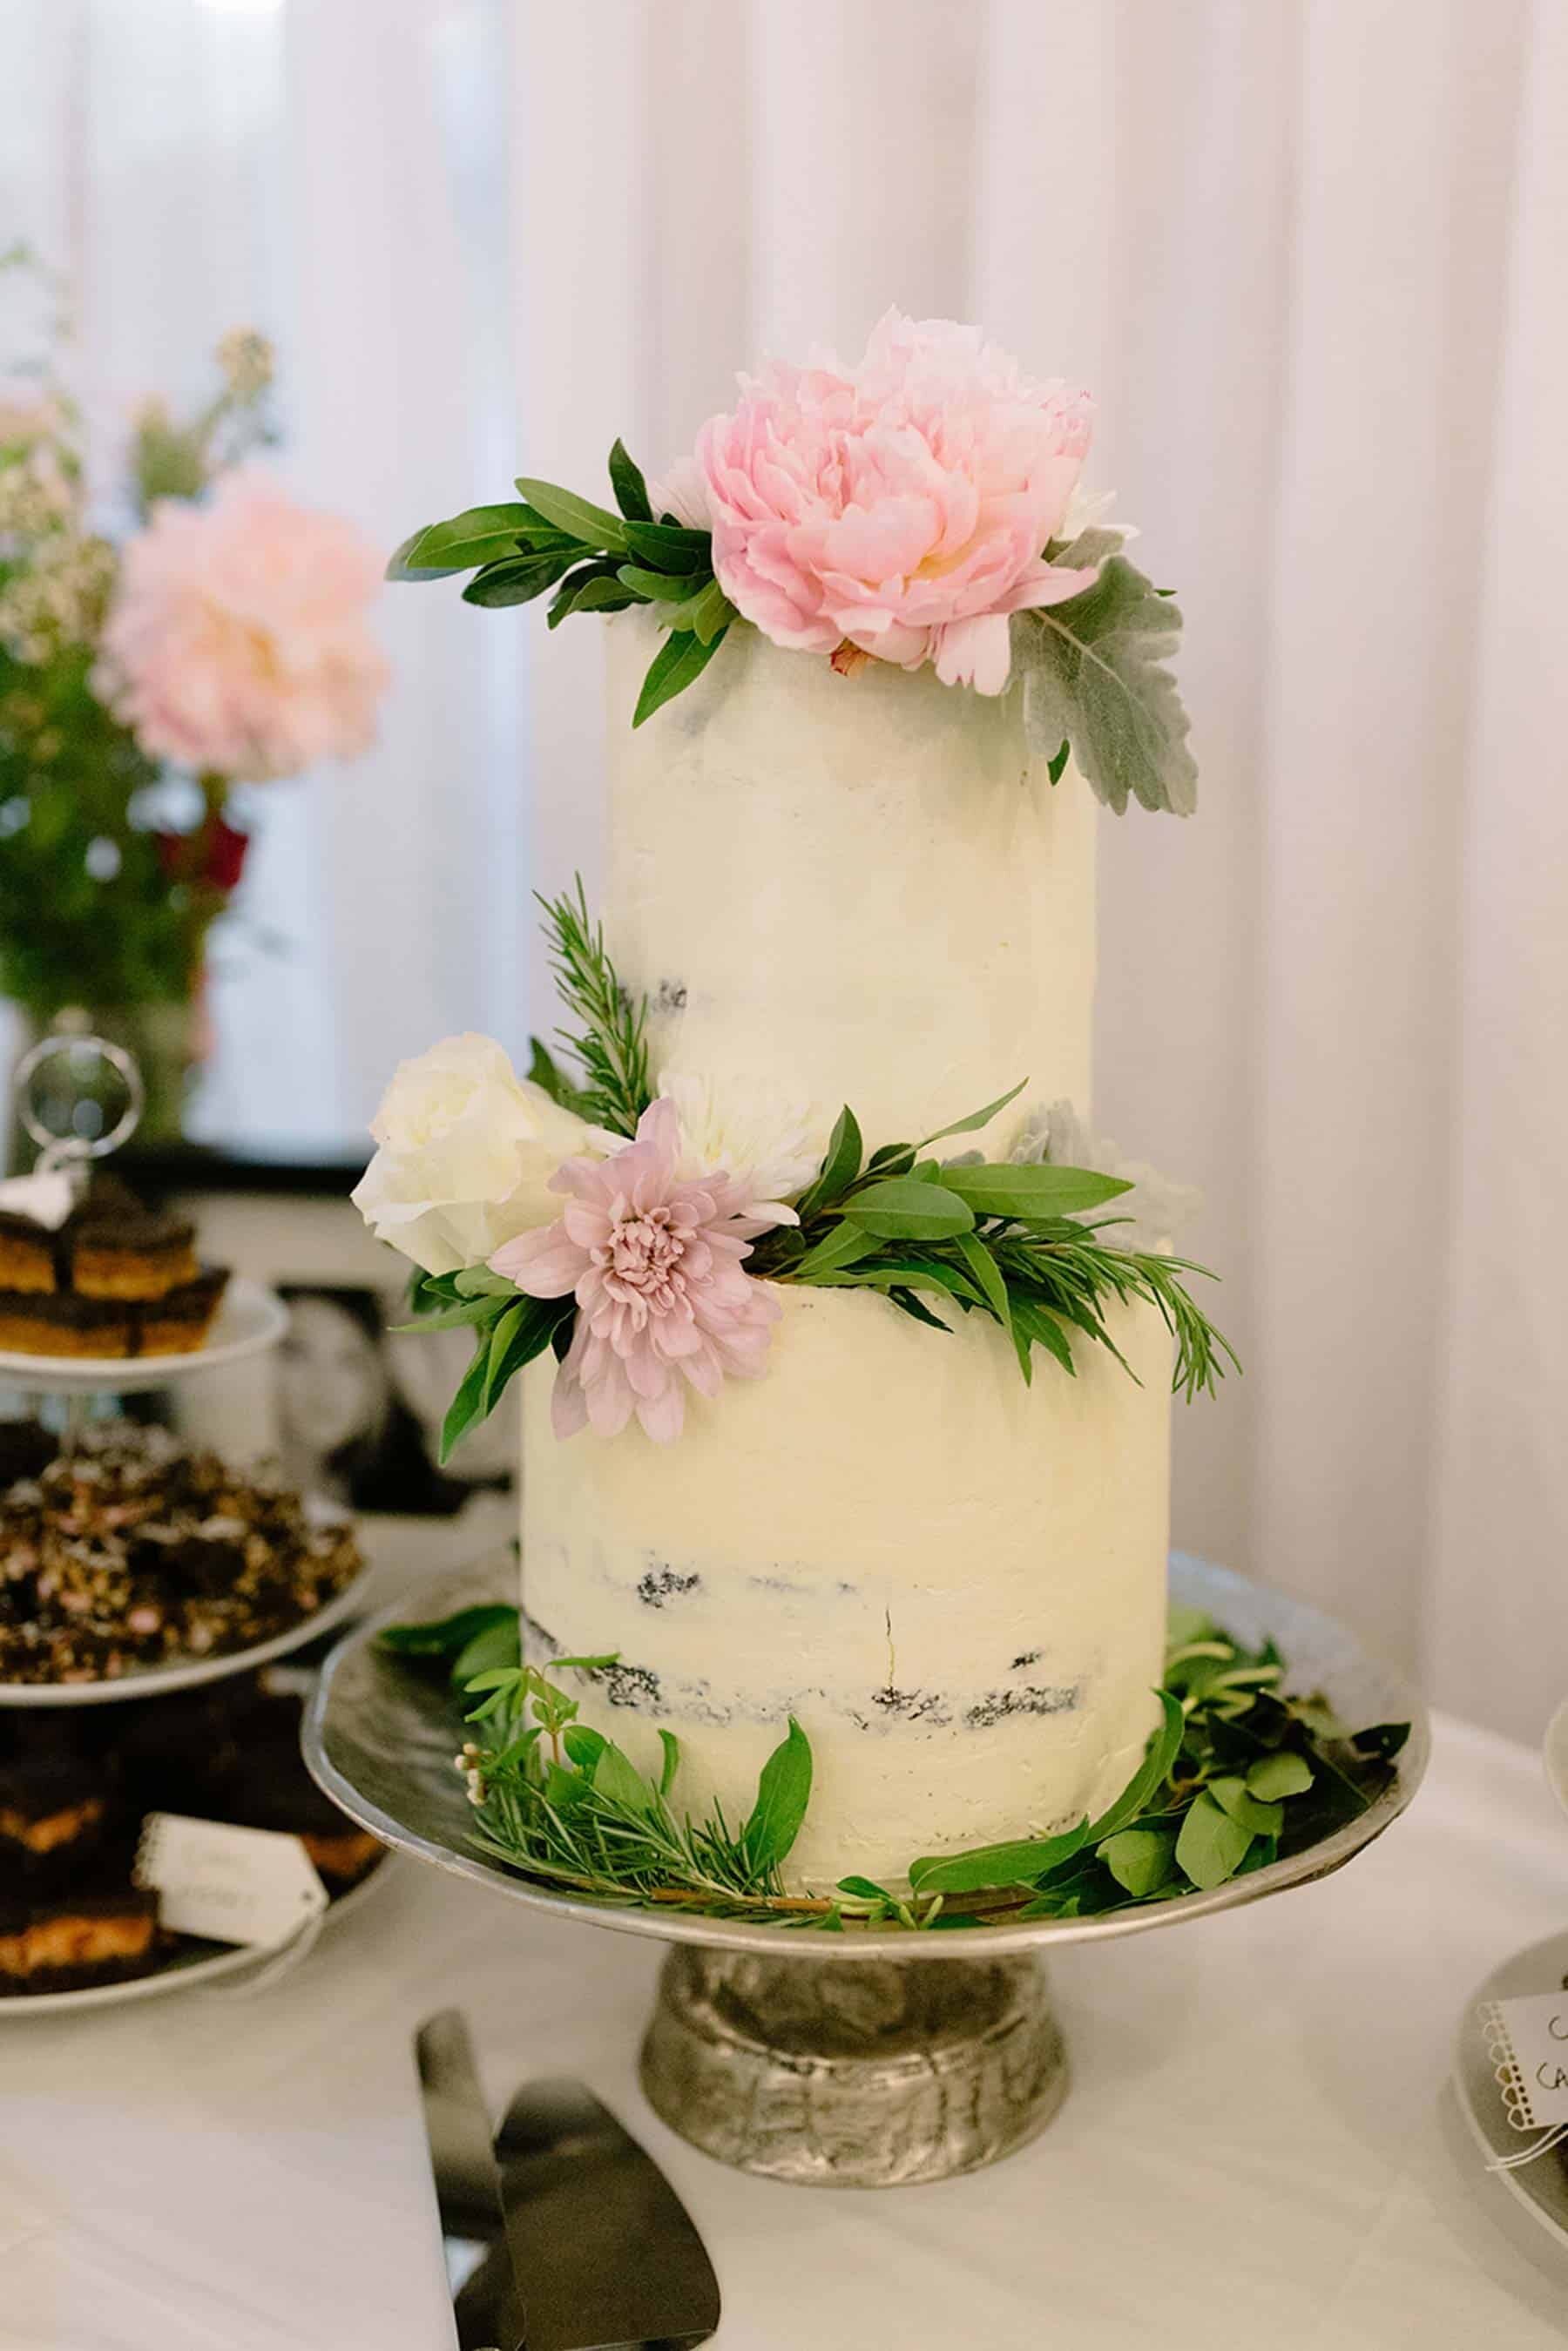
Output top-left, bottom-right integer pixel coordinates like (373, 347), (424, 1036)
(1480, 1994), (1568, 2131)
(135, 1814), (328, 1949)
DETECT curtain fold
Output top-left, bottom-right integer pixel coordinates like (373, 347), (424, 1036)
(7, 0), (1563, 1737)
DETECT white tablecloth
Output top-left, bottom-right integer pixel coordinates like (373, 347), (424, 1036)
(4, 1712), (1566, 2351)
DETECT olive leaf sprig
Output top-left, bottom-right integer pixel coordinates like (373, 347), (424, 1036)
(749, 1088), (1238, 1402)
(387, 440), (736, 726)
(376, 1603), (1409, 1931)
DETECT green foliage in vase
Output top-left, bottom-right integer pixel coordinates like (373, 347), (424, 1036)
(0, 249), (274, 1016)
(376, 1602), (1409, 1931)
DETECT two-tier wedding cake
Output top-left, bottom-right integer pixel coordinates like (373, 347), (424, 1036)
(357, 312), (1226, 1899)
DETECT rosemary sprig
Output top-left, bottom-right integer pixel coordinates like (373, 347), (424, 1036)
(535, 876), (652, 1137)
(377, 1604), (1409, 1932)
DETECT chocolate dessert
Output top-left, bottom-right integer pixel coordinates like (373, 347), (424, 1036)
(0, 1736), (112, 1885)
(0, 1421), (362, 1684)
(0, 1207), (57, 1295)
(0, 1172), (226, 1358)
(67, 1175), (199, 1301)
(0, 1876), (163, 1996)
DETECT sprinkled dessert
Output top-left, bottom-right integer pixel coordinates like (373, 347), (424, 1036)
(0, 1421), (362, 1684)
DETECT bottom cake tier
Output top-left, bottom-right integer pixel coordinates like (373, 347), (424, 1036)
(520, 1287), (1173, 1891)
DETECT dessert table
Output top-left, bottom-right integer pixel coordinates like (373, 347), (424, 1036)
(3, 1711), (1565, 2351)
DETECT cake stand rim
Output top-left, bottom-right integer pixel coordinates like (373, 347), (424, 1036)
(302, 1550), (1431, 1962)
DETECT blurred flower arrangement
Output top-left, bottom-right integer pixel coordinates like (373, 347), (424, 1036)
(0, 250), (388, 1139)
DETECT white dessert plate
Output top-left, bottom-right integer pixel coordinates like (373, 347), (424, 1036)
(0, 1852), (395, 2020)
(1451, 1929), (1568, 2259)
(0, 1552), (376, 1709)
(1545, 1699), (1568, 1819)
(0, 1275), (288, 1395)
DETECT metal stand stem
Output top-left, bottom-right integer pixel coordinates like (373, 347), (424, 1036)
(639, 1947), (1067, 2186)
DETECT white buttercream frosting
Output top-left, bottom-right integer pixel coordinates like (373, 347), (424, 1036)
(604, 611), (1097, 1151)
(517, 616), (1175, 1890)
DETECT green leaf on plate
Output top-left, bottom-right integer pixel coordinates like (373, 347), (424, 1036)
(376, 1603), (519, 1659)
(1205, 1775), (1283, 1840)
(1173, 1790), (1254, 1889)
(742, 1717), (813, 1873)
(909, 1821), (1089, 1897)
(1087, 1690), (1186, 1843)
(1099, 1825), (1179, 1896)
(1245, 1750), (1314, 1801)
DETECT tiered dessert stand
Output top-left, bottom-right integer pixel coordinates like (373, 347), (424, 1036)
(307, 1547), (1429, 2186)
(0, 1037), (375, 2010)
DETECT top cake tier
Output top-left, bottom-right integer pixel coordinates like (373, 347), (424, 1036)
(604, 611), (1097, 1151)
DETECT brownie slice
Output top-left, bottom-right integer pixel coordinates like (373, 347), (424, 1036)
(68, 1176), (198, 1303)
(0, 1875), (163, 1996)
(0, 1740), (112, 1886)
(135, 1267), (229, 1356)
(0, 1289), (134, 1357)
(0, 1210), (57, 1296)
(0, 1419), (55, 1491)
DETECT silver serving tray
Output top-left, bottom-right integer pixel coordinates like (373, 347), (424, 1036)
(304, 1548), (1429, 1962)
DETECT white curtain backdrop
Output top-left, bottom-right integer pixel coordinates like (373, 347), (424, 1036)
(4, 0), (1564, 1742)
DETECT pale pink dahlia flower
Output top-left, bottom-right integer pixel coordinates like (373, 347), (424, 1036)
(671, 309), (1100, 696)
(97, 466), (389, 780)
(490, 1098), (787, 1443)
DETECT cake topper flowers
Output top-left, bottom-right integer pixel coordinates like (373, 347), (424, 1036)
(389, 310), (1197, 815)
(354, 887), (1236, 1456)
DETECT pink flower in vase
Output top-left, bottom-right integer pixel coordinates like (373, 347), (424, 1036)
(490, 1098), (787, 1443)
(97, 466), (389, 781)
(679, 309), (1103, 696)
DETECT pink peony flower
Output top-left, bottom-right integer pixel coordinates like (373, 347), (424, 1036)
(678, 310), (1101, 696)
(490, 1098), (786, 1444)
(97, 465), (389, 780)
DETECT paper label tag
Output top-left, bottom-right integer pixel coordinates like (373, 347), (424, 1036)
(135, 1813), (328, 1949)
(1480, 1995), (1568, 2131)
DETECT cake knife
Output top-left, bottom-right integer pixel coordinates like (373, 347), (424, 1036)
(494, 2077), (721, 2351)
(415, 2009), (524, 2351)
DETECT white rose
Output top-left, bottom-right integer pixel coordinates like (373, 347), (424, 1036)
(351, 1033), (598, 1275)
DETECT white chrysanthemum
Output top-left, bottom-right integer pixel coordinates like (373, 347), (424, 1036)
(659, 1067), (825, 1225)
(1011, 1099), (1200, 1247)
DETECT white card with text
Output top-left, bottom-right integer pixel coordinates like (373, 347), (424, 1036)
(1480, 1993), (1568, 2131)
(135, 1814), (328, 1949)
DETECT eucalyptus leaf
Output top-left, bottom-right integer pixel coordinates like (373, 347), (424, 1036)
(514, 476), (628, 552)
(1099, 1825), (1179, 1896)
(742, 1717), (813, 1872)
(1245, 1751), (1314, 1801)
(1173, 1791), (1254, 1889)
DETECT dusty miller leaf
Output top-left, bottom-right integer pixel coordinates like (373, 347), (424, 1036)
(1010, 554), (1198, 817)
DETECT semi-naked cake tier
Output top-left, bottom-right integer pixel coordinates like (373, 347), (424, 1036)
(522, 1288), (1171, 1890)
(604, 611), (1096, 1149)
(521, 615), (1171, 1888)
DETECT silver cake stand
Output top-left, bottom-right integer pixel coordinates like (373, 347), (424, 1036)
(305, 1550), (1429, 2188)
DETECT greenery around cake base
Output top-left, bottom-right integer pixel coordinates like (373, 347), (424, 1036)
(376, 1604), (1408, 1932)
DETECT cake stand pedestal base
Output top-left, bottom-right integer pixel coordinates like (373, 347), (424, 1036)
(639, 1947), (1066, 2185)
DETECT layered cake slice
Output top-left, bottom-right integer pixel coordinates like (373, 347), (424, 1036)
(0, 1173), (227, 1358)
